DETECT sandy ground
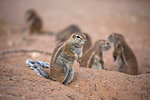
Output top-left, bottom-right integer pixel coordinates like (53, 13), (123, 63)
(0, 0), (150, 100)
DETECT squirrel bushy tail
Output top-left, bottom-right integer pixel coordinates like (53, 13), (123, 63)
(25, 59), (50, 78)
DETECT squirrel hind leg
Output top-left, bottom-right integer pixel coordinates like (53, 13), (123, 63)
(62, 68), (74, 85)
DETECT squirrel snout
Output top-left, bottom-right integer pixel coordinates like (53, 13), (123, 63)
(80, 39), (87, 45)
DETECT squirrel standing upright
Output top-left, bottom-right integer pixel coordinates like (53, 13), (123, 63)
(108, 33), (138, 75)
(24, 9), (42, 34)
(80, 40), (111, 69)
(26, 33), (87, 85)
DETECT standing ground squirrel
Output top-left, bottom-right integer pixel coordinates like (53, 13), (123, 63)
(26, 33), (87, 85)
(24, 9), (42, 34)
(108, 33), (138, 75)
(56, 25), (92, 53)
(80, 40), (111, 69)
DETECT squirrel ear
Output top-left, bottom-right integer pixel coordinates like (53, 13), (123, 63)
(72, 34), (76, 39)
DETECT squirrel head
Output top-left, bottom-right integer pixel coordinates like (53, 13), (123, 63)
(25, 9), (37, 21)
(95, 40), (111, 51)
(108, 33), (125, 44)
(69, 33), (87, 46)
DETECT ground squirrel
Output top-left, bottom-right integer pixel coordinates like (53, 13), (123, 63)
(24, 9), (42, 34)
(80, 40), (111, 69)
(23, 9), (54, 35)
(26, 33), (87, 85)
(108, 33), (138, 75)
(56, 25), (92, 53)
(56, 25), (81, 43)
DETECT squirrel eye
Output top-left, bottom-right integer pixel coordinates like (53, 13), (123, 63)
(106, 42), (109, 45)
(77, 35), (81, 38)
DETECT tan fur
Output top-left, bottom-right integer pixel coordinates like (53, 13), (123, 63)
(49, 33), (87, 84)
(108, 33), (138, 75)
(56, 25), (92, 53)
(25, 9), (42, 34)
(80, 40), (111, 70)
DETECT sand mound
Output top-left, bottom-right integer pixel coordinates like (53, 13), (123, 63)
(0, 63), (149, 100)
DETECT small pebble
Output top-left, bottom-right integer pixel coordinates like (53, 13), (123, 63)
(74, 84), (79, 88)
